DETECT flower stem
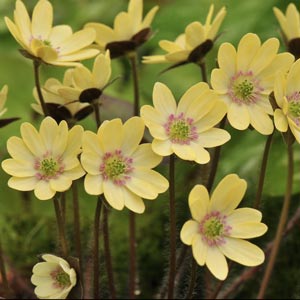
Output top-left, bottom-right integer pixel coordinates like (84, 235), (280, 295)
(199, 61), (208, 84)
(0, 239), (8, 290)
(185, 258), (197, 299)
(53, 196), (68, 258)
(168, 154), (176, 299)
(253, 132), (274, 209)
(93, 197), (102, 299)
(33, 60), (49, 117)
(128, 50), (140, 298)
(102, 205), (116, 299)
(257, 140), (294, 299)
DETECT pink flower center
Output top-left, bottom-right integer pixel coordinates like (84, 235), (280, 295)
(34, 152), (65, 181)
(100, 150), (134, 186)
(228, 71), (264, 105)
(199, 211), (232, 247)
(287, 92), (300, 126)
(164, 113), (198, 145)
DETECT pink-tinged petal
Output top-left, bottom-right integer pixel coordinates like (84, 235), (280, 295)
(198, 128), (230, 148)
(31, 0), (53, 39)
(229, 222), (268, 239)
(1, 159), (35, 177)
(49, 25), (73, 47)
(227, 102), (250, 130)
(59, 28), (96, 55)
(152, 139), (173, 156)
(237, 33), (260, 72)
(192, 234), (208, 266)
(152, 82), (177, 117)
(21, 122), (46, 157)
(123, 188), (145, 214)
(217, 42), (236, 77)
(99, 119), (123, 152)
(84, 174), (103, 195)
(210, 174), (247, 214)
(103, 180), (125, 210)
(172, 143), (196, 161)
(49, 175), (72, 192)
(188, 184), (209, 222)
(122, 117), (144, 155)
(131, 144), (162, 169)
(248, 106), (274, 135)
(211, 68), (230, 94)
(227, 208), (263, 223)
(85, 23), (115, 49)
(180, 220), (199, 245)
(34, 180), (56, 200)
(206, 246), (228, 280)
(8, 176), (38, 191)
(6, 136), (34, 161)
(219, 237), (265, 266)
(127, 169), (169, 199)
(177, 82), (210, 115)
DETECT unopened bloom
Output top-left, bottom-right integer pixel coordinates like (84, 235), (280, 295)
(0, 85), (8, 117)
(140, 82), (230, 164)
(211, 33), (294, 135)
(143, 5), (226, 66)
(274, 59), (300, 143)
(1, 117), (85, 200)
(31, 254), (76, 299)
(180, 174), (267, 280)
(81, 117), (168, 213)
(85, 0), (158, 58)
(5, 0), (99, 66)
(32, 69), (91, 124)
(58, 50), (112, 104)
(273, 3), (300, 58)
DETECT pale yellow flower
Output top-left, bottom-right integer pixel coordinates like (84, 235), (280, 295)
(58, 51), (112, 104)
(273, 3), (300, 58)
(0, 85), (8, 117)
(5, 0), (99, 66)
(180, 174), (267, 281)
(81, 117), (169, 213)
(274, 59), (300, 143)
(140, 82), (230, 164)
(85, 0), (158, 58)
(143, 5), (226, 65)
(1, 117), (85, 200)
(31, 254), (76, 299)
(211, 33), (294, 135)
(32, 69), (91, 123)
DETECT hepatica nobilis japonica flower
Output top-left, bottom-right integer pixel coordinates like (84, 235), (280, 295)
(81, 117), (169, 213)
(180, 174), (267, 280)
(140, 82), (230, 164)
(1, 117), (85, 200)
(143, 4), (226, 67)
(85, 0), (158, 58)
(274, 59), (300, 143)
(31, 254), (76, 299)
(5, 0), (99, 66)
(211, 33), (294, 135)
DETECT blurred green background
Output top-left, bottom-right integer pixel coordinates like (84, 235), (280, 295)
(1, 0), (300, 298)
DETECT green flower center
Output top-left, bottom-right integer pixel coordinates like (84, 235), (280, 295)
(35, 154), (64, 181)
(289, 101), (300, 118)
(43, 39), (52, 47)
(51, 268), (71, 288)
(234, 79), (254, 101)
(100, 150), (133, 185)
(164, 113), (198, 145)
(41, 158), (59, 177)
(199, 211), (232, 247)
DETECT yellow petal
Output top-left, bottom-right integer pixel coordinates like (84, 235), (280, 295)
(99, 119), (123, 152)
(141, 5), (159, 29)
(103, 180), (125, 210)
(142, 55), (168, 64)
(92, 52), (111, 89)
(198, 128), (230, 148)
(188, 184), (209, 222)
(286, 3), (300, 40)
(210, 174), (247, 214)
(172, 143), (196, 161)
(39, 116), (58, 150)
(152, 139), (173, 156)
(49, 25), (72, 47)
(207, 6), (226, 40)
(274, 109), (288, 132)
(211, 68), (230, 93)
(7, 136), (34, 161)
(72, 65), (93, 90)
(31, 0), (53, 39)
(185, 22), (205, 49)
(128, 0), (142, 25)
(227, 208), (263, 223)
(219, 237), (265, 266)
(153, 82), (177, 117)
(273, 7), (289, 40)
(237, 33), (260, 72)
(248, 106), (274, 135)
(159, 40), (183, 52)
(180, 220), (199, 245)
(229, 222), (268, 239)
(34, 180), (55, 200)
(131, 144), (162, 168)
(218, 42), (236, 77)
(5, 16), (29, 50)
(286, 59), (300, 95)
(191, 144), (210, 164)
(49, 175), (72, 192)
(85, 23), (115, 49)
(14, 0), (31, 44)
(227, 102), (250, 130)
(114, 12), (135, 40)
(63, 125), (84, 158)
(83, 130), (103, 155)
(34, 281), (57, 298)
(165, 50), (189, 62)
(289, 124), (300, 143)
(36, 45), (58, 63)
(84, 174), (103, 195)
(140, 105), (165, 126)
(8, 176), (38, 191)
(206, 246), (228, 280)
(124, 189), (145, 214)
(192, 234), (208, 266)
(81, 152), (101, 175)
(1, 159), (35, 177)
